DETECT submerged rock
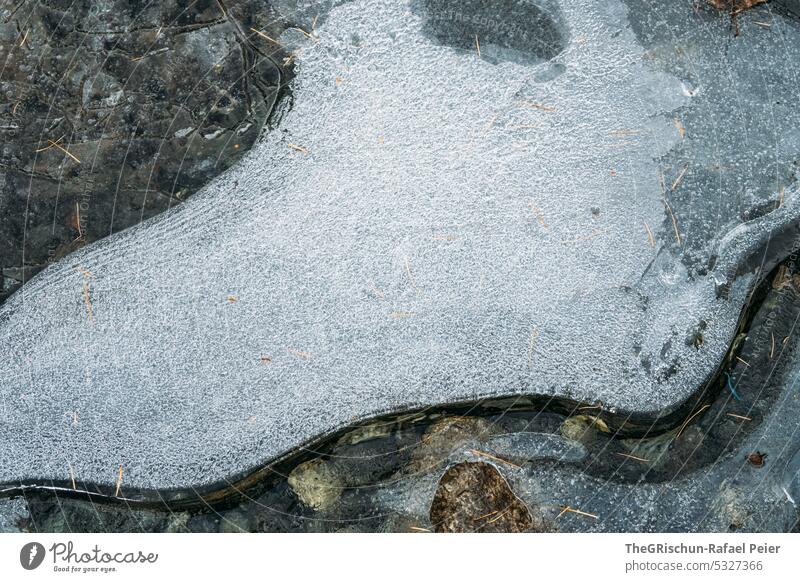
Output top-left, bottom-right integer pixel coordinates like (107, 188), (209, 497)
(287, 458), (345, 511)
(405, 417), (498, 474)
(429, 461), (537, 533)
(1, 0), (800, 491)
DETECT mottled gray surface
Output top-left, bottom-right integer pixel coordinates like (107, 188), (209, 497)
(1, 0), (799, 490)
(0, 496), (27, 533)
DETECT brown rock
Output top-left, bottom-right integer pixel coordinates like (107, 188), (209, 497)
(429, 461), (535, 533)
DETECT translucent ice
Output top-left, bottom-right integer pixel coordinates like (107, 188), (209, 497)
(1, 0), (799, 489)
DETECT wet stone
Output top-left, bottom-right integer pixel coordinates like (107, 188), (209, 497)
(429, 462), (535, 533)
(287, 458), (345, 511)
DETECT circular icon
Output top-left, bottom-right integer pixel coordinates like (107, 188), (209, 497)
(20, 542), (46, 570)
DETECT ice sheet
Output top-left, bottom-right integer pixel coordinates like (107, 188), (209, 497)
(1, 0), (799, 489)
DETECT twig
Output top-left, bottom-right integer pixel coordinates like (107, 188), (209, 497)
(287, 347), (313, 360)
(475, 34), (481, 58)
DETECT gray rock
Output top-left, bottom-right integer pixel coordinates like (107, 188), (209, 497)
(1, 0), (799, 491)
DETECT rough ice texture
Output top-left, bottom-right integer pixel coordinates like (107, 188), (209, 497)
(1, 0), (799, 489)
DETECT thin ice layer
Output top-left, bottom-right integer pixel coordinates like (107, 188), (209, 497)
(1, 0), (799, 489)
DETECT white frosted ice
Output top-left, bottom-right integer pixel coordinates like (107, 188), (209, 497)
(1, 0), (799, 489)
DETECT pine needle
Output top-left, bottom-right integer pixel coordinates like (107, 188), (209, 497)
(82, 279), (94, 323)
(288, 143), (309, 154)
(115, 465), (123, 497)
(250, 27), (282, 45)
(404, 255), (418, 291)
(727, 412), (752, 421)
(676, 404), (710, 438)
(521, 101), (556, 112)
(48, 139), (81, 164)
(663, 198), (682, 245)
(469, 449), (522, 469)
(616, 452), (650, 463)
(287, 347), (313, 360)
(671, 163), (689, 191)
(644, 222), (656, 248)
(388, 311), (415, 318)
(557, 505), (598, 520)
